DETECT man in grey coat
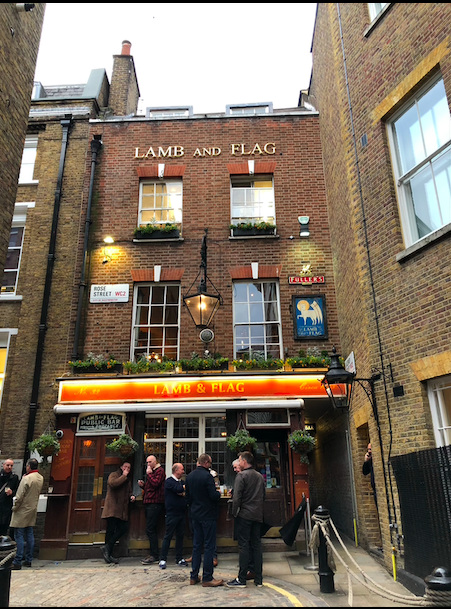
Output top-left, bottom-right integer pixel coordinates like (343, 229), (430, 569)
(10, 458), (44, 569)
(226, 451), (265, 588)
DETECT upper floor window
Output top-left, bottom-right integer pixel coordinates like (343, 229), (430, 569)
(138, 181), (182, 227)
(1, 226), (24, 295)
(230, 176), (275, 225)
(131, 283), (180, 361)
(388, 77), (451, 248)
(233, 280), (282, 360)
(428, 375), (451, 447)
(146, 106), (193, 119)
(368, 3), (388, 21)
(18, 136), (38, 184)
(0, 330), (16, 410)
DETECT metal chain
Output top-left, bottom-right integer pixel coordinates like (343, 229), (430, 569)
(0, 549), (17, 568)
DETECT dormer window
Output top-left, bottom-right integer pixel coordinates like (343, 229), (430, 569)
(146, 106), (193, 119)
(226, 102), (273, 116)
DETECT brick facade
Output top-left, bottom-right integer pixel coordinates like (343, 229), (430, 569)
(0, 3), (45, 277)
(310, 2), (451, 575)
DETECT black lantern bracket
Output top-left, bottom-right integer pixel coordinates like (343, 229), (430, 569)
(183, 228), (223, 329)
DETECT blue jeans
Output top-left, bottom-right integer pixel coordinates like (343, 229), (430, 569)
(190, 519), (216, 582)
(13, 526), (34, 564)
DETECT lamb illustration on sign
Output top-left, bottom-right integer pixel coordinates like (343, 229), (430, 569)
(292, 295), (328, 339)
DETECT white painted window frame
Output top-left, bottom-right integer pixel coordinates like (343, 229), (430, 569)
(138, 180), (183, 227)
(18, 136), (39, 184)
(427, 375), (451, 447)
(230, 176), (275, 225)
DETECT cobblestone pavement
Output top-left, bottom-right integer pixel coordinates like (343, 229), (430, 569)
(8, 542), (418, 607)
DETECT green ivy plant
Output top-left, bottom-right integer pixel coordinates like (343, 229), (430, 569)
(232, 356), (284, 370)
(226, 429), (258, 453)
(69, 352), (119, 371)
(134, 222), (179, 235)
(229, 221), (277, 232)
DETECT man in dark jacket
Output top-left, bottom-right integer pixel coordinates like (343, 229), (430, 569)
(227, 451), (265, 588)
(138, 454), (165, 565)
(101, 462), (135, 564)
(159, 463), (188, 569)
(0, 458), (19, 537)
(185, 453), (223, 587)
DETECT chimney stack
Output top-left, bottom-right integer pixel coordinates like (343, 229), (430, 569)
(108, 40), (140, 116)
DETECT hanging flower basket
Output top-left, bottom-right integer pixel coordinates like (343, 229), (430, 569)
(226, 429), (258, 453)
(288, 430), (316, 464)
(106, 434), (139, 457)
(28, 432), (61, 458)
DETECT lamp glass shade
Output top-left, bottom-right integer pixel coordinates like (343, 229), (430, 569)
(183, 291), (221, 328)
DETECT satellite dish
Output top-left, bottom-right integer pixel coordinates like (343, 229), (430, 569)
(199, 328), (214, 343)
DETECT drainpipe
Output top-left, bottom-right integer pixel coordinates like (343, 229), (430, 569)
(72, 135), (102, 359)
(24, 115), (73, 464)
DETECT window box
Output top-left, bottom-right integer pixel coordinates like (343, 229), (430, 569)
(231, 226), (277, 237)
(134, 227), (180, 240)
(70, 363), (123, 374)
(68, 354), (122, 374)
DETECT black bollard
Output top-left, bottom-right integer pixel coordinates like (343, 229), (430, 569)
(0, 535), (17, 607)
(314, 505), (335, 593)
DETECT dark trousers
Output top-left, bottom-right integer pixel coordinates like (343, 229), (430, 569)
(160, 512), (185, 562)
(145, 503), (164, 560)
(236, 517), (262, 585)
(105, 517), (128, 554)
(191, 519), (216, 583)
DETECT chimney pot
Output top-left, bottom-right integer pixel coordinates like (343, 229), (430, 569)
(121, 40), (131, 55)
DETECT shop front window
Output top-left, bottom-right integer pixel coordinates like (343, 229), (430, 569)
(144, 414), (226, 479)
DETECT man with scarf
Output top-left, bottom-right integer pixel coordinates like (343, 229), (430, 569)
(0, 458), (19, 538)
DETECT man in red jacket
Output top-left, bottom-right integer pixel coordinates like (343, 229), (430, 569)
(138, 454), (165, 565)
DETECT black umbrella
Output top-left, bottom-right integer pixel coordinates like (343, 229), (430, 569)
(279, 497), (307, 546)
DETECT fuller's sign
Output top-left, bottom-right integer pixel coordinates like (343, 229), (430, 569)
(289, 276), (325, 285)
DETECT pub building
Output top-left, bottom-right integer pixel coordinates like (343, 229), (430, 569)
(41, 81), (341, 558)
(2, 41), (346, 561)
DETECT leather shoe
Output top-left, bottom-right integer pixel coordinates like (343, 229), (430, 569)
(23, 561), (32, 567)
(213, 557), (218, 567)
(202, 578), (224, 587)
(11, 563), (21, 570)
(101, 545), (112, 564)
(246, 571), (255, 580)
(185, 556), (192, 563)
(190, 577), (200, 585)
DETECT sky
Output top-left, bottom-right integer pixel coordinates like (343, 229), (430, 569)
(34, 3), (317, 115)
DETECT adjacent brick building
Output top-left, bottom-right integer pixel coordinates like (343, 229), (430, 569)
(310, 2), (451, 588)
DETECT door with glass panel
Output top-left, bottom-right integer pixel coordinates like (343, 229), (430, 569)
(69, 436), (121, 542)
(144, 414), (227, 481)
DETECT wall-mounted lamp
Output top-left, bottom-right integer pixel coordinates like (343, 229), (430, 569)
(298, 216), (310, 237)
(103, 236), (114, 264)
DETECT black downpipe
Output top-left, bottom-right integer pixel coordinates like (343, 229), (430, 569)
(24, 115), (73, 464)
(72, 135), (102, 360)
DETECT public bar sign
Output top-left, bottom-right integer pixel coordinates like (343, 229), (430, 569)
(77, 412), (125, 434)
(90, 284), (129, 303)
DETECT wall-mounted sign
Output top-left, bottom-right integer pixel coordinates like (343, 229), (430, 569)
(134, 142), (276, 159)
(90, 284), (129, 303)
(289, 276), (325, 285)
(77, 412), (125, 435)
(292, 294), (328, 340)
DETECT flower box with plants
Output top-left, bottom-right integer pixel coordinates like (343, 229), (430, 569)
(69, 353), (122, 374)
(133, 222), (180, 240)
(285, 348), (341, 370)
(177, 353), (229, 372)
(106, 434), (139, 457)
(232, 355), (284, 371)
(288, 429), (316, 464)
(28, 432), (61, 458)
(123, 354), (176, 375)
(226, 429), (258, 453)
(230, 221), (277, 237)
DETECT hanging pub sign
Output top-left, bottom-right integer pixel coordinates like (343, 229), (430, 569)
(292, 294), (328, 340)
(77, 413), (125, 435)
